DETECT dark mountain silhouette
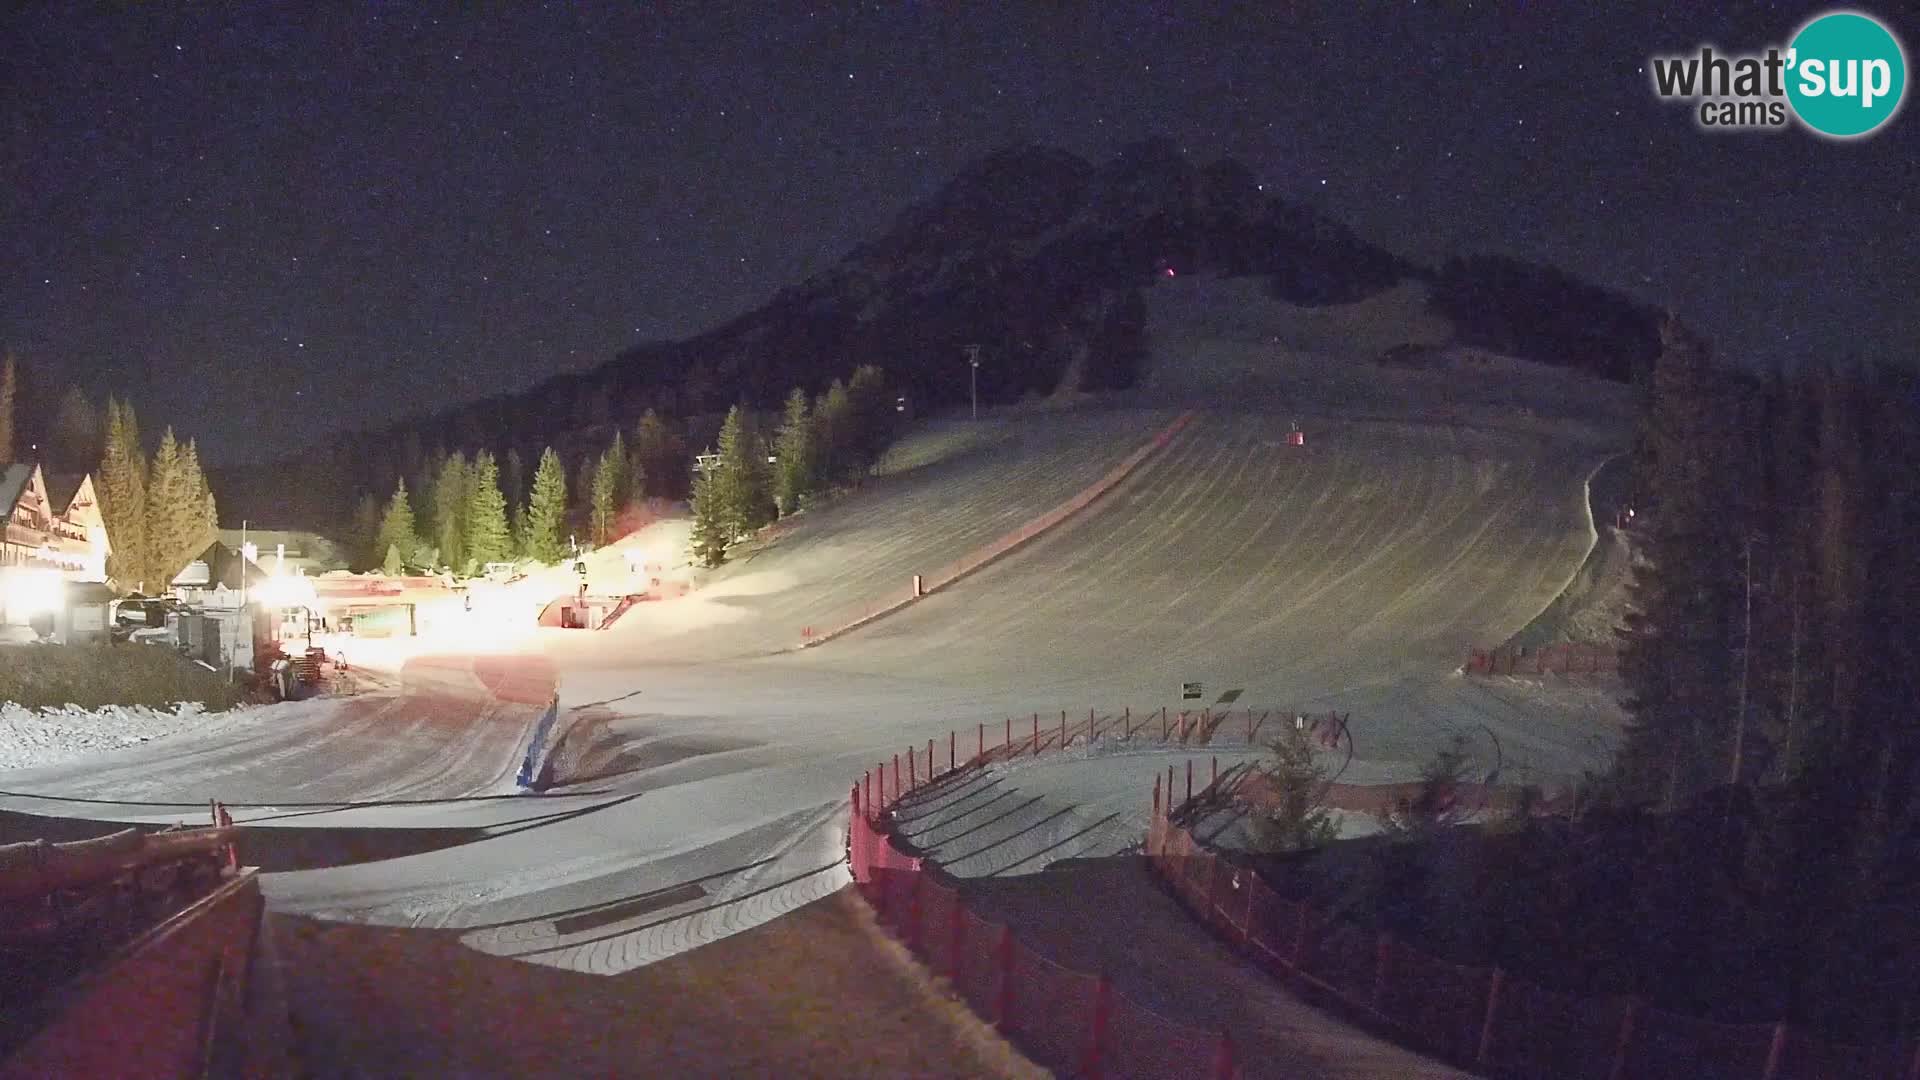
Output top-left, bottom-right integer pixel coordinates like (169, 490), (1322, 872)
(213, 138), (1655, 530)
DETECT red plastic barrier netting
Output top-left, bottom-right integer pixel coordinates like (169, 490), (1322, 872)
(1102, 990), (1227, 1080)
(1376, 945), (1492, 1066)
(1624, 1006), (1776, 1080)
(944, 906), (1001, 1020)
(914, 876), (958, 972)
(1481, 973), (1622, 1080)
(1002, 939), (1098, 1073)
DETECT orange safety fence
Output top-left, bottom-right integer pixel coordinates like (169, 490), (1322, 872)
(848, 729), (1238, 1078)
(1146, 781), (1920, 1080)
(801, 411), (1195, 648)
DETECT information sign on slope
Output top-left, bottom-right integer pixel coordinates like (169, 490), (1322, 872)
(1181, 681), (1203, 700)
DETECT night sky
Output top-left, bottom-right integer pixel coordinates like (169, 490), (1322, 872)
(5, 3), (1916, 463)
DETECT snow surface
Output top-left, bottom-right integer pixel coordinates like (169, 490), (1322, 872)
(0, 698), (325, 772)
(3, 276), (1633, 983)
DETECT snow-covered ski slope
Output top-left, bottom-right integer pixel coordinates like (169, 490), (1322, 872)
(2, 275), (1635, 973)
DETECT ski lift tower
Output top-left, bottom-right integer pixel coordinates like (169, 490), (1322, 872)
(964, 344), (982, 420)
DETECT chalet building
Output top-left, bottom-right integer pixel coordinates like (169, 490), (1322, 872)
(0, 462), (111, 581)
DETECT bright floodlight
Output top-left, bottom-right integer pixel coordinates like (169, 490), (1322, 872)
(256, 572), (318, 609)
(3, 568), (65, 617)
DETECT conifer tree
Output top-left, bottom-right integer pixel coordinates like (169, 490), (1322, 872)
(375, 478), (418, 571)
(181, 436), (219, 556)
(815, 379), (853, 481)
(466, 451), (512, 567)
(714, 405), (773, 540)
(1616, 318), (1749, 808)
(688, 453), (728, 568)
(523, 447), (569, 564)
(433, 452), (470, 572)
(604, 430), (629, 507)
(145, 428), (196, 585)
(50, 387), (102, 473)
(631, 409), (678, 497)
(98, 398), (149, 590)
(845, 364), (892, 465)
(772, 388), (818, 515)
(590, 439), (625, 544)
(350, 493), (381, 570)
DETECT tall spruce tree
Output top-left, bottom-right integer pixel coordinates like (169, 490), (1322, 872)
(815, 379), (853, 481)
(714, 405), (773, 540)
(98, 398), (148, 590)
(375, 478), (418, 570)
(772, 388), (819, 515)
(182, 437), (219, 556)
(503, 447), (527, 554)
(523, 447), (569, 564)
(50, 387), (102, 473)
(433, 452), (470, 572)
(590, 438), (625, 544)
(466, 452), (512, 567)
(144, 429), (194, 586)
(1617, 318), (1758, 807)
(688, 453), (728, 568)
(350, 493), (382, 570)
(631, 409), (678, 497)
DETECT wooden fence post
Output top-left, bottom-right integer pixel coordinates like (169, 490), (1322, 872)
(950, 730), (956, 772)
(927, 738), (934, 781)
(1153, 775), (1161, 817)
(893, 754), (900, 798)
(978, 722), (984, 761)
(908, 746), (916, 789)
(1477, 967), (1505, 1067)
(1607, 998), (1641, 1080)
(877, 763), (886, 809)
(1090, 706), (1097, 741)
(1005, 715), (1012, 753)
(1060, 710), (1067, 750)
(1123, 705), (1131, 737)
(1031, 713), (1039, 755)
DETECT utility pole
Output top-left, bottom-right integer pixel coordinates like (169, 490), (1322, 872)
(964, 344), (982, 420)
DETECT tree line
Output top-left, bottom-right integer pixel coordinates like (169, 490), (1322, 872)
(0, 356), (220, 594)
(689, 366), (893, 567)
(345, 365), (898, 574)
(350, 408), (682, 574)
(1610, 317), (1920, 1035)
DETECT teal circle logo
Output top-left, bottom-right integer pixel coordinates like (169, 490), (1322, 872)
(1786, 11), (1907, 138)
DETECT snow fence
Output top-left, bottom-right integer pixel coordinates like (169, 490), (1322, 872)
(1147, 777), (1920, 1080)
(799, 410), (1196, 648)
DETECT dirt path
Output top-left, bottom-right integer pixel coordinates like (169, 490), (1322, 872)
(273, 885), (1042, 1078)
(961, 856), (1473, 1079)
